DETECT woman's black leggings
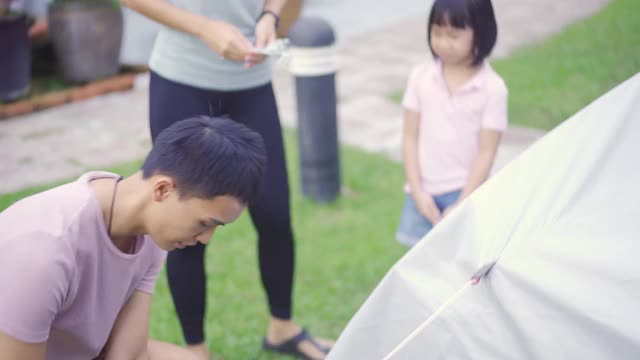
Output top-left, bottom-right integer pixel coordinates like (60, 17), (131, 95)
(149, 71), (295, 344)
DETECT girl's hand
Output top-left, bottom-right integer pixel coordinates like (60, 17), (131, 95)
(442, 201), (460, 218)
(415, 192), (442, 226)
(197, 19), (253, 62)
(245, 13), (278, 67)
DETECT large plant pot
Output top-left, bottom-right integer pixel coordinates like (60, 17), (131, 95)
(0, 13), (31, 101)
(48, 0), (123, 82)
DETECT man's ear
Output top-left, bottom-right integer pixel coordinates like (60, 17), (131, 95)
(151, 176), (177, 202)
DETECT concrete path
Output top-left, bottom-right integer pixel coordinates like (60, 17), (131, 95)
(0, 0), (609, 194)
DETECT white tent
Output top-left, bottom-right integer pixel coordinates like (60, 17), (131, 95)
(329, 73), (640, 359)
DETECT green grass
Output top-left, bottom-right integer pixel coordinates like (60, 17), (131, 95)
(0, 131), (408, 359)
(391, 0), (640, 130)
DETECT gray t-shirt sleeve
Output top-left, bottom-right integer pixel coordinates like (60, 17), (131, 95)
(20, 0), (53, 20)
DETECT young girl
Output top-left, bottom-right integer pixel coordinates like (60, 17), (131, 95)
(396, 0), (508, 247)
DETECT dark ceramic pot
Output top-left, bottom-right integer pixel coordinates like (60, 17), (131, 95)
(0, 13), (30, 101)
(49, 0), (123, 82)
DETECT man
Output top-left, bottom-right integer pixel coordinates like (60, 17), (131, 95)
(0, 116), (266, 359)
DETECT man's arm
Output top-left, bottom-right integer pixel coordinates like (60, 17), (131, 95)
(0, 331), (46, 360)
(103, 291), (152, 360)
(0, 231), (67, 359)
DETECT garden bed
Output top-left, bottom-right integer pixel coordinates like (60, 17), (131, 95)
(0, 67), (145, 120)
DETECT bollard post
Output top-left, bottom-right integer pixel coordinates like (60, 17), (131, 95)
(288, 17), (341, 203)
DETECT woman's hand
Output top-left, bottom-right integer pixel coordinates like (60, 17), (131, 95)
(245, 13), (278, 67)
(197, 19), (253, 62)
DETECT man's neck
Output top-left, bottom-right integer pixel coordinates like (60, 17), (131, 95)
(90, 173), (145, 254)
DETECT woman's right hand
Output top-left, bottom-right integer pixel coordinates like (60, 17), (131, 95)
(197, 19), (254, 62)
(414, 192), (442, 226)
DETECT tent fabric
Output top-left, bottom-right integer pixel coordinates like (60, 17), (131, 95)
(328, 73), (640, 359)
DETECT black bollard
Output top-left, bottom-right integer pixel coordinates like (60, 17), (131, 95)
(289, 17), (341, 203)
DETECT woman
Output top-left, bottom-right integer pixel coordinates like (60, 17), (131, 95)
(120, 0), (333, 358)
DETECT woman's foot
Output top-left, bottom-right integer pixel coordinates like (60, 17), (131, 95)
(265, 317), (334, 359)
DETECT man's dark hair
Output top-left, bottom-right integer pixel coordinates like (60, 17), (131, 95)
(142, 116), (267, 204)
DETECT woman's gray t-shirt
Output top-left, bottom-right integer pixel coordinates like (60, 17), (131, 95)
(149, 0), (272, 91)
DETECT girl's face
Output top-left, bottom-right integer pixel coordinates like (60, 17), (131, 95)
(430, 18), (474, 66)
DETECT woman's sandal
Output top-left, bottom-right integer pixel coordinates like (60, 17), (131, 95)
(262, 328), (331, 360)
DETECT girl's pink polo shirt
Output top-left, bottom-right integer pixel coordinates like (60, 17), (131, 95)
(402, 60), (508, 195)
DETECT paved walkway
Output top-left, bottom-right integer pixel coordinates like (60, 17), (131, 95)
(0, 0), (609, 194)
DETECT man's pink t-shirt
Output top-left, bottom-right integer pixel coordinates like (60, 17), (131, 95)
(0, 172), (167, 359)
(402, 60), (509, 195)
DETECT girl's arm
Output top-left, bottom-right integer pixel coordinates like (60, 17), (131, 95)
(403, 109), (441, 224)
(444, 129), (502, 215)
(403, 110), (423, 199)
(120, 0), (253, 62)
(461, 129), (502, 198)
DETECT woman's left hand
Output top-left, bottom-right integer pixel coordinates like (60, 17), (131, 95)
(245, 13), (278, 68)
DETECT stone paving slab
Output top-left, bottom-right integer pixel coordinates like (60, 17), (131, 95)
(0, 76), (151, 192)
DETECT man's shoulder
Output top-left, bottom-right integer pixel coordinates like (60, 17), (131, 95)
(0, 181), (92, 276)
(0, 229), (76, 281)
(1, 179), (92, 239)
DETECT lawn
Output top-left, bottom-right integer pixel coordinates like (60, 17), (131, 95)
(391, 0), (640, 130)
(0, 131), (409, 359)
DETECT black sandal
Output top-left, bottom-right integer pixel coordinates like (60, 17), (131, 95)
(262, 328), (331, 359)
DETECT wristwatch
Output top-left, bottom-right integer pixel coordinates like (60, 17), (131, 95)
(258, 9), (280, 30)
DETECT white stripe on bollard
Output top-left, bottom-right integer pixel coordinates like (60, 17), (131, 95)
(289, 45), (338, 77)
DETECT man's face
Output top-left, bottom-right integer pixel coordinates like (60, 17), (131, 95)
(145, 178), (245, 251)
